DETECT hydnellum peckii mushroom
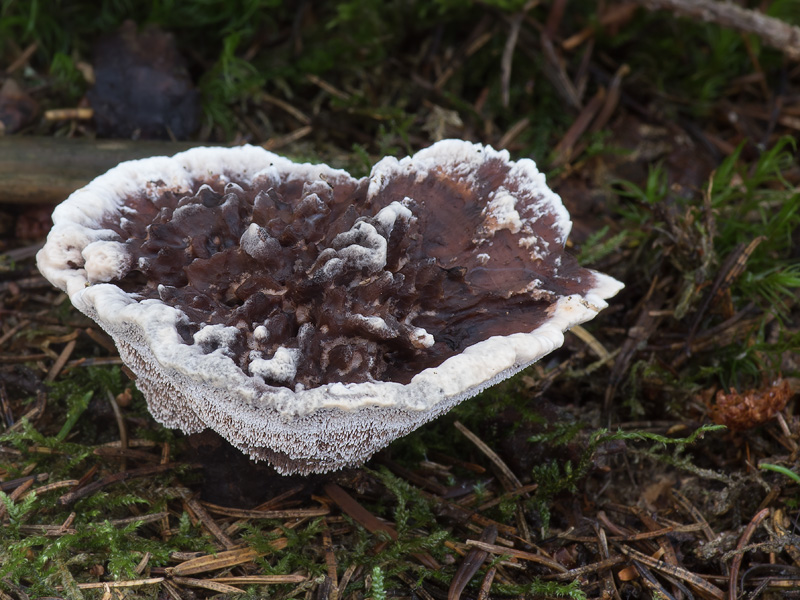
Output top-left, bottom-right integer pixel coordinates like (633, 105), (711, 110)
(37, 141), (623, 474)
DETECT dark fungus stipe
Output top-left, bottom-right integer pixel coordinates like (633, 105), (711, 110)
(37, 141), (623, 474)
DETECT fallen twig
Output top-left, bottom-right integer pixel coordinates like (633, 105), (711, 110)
(635, 0), (800, 60)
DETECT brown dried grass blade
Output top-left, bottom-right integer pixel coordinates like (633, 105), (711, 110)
(211, 574), (307, 585)
(172, 577), (243, 594)
(170, 545), (280, 576)
(324, 482), (397, 540)
(69, 578), (164, 590)
(200, 502), (329, 520)
(449, 525), (497, 600)
(324, 482), (439, 570)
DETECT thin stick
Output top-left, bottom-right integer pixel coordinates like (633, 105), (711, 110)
(569, 325), (611, 361)
(322, 520), (339, 592)
(548, 556), (626, 581)
(338, 564), (359, 596)
(57, 464), (179, 505)
(0, 320), (30, 347)
(65, 578), (165, 590)
(465, 539), (568, 573)
(454, 420), (523, 491)
(305, 74), (350, 100)
(171, 577), (243, 594)
(184, 496), (239, 550)
(135, 552), (151, 575)
(260, 92), (311, 124)
(550, 87), (606, 167)
(497, 117), (530, 149)
(201, 503), (329, 520)
(106, 391), (128, 471)
(618, 544), (725, 599)
(476, 483), (539, 512)
(262, 125), (313, 151)
(501, 14), (523, 108)
(20, 479), (79, 499)
(211, 575), (307, 584)
(170, 546), (274, 577)
(476, 565), (497, 600)
(45, 108), (94, 121)
(5, 42), (38, 74)
(729, 508), (770, 600)
(45, 339), (77, 382)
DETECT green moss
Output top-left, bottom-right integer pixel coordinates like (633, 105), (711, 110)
(613, 137), (800, 392)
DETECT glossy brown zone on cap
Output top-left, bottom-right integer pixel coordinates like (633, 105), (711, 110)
(104, 158), (598, 388)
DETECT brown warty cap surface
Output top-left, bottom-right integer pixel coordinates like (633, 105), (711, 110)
(37, 141), (623, 474)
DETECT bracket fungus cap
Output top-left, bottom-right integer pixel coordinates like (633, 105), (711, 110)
(37, 141), (623, 474)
